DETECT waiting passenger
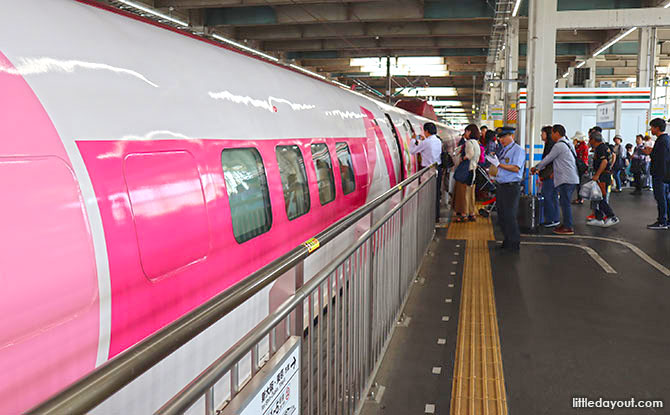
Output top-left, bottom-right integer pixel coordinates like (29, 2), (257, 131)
(587, 132), (619, 227)
(452, 124), (481, 222)
(631, 135), (650, 194)
(410, 122), (443, 220)
(612, 135), (627, 193)
(480, 125), (489, 139)
(536, 125), (560, 228)
(571, 131), (589, 205)
(483, 130), (498, 157)
(646, 118), (670, 230)
(531, 124), (579, 235)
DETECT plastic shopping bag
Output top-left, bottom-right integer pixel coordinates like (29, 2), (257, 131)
(579, 180), (603, 201)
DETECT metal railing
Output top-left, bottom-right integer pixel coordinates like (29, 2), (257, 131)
(28, 166), (437, 415)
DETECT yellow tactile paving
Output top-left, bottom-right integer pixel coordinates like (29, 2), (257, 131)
(448, 215), (508, 415)
(446, 215), (495, 241)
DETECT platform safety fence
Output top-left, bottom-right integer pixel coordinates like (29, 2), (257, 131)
(157, 173), (436, 415)
(28, 168), (437, 415)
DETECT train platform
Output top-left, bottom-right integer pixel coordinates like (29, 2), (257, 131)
(361, 189), (670, 415)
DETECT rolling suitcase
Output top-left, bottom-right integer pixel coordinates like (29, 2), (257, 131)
(518, 194), (544, 233)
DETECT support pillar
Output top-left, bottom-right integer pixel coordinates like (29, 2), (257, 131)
(638, 27), (652, 88)
(386, 56), (392, 103)
(505, 17), (520, 127)
(567, 67), (575, 87)
(585, 58), (597, 88)
(525, 0), (557, 192)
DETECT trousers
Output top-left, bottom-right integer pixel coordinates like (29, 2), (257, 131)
(497, 182), (521, 248)
(652, 177), (670, 224)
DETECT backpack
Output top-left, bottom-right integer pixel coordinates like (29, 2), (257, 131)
(558, 140), (588, 177)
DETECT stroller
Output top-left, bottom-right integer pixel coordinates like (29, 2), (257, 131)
(475, 165), (497, 217)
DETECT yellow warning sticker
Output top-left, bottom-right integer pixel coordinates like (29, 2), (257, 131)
(303, 238), (320, 253)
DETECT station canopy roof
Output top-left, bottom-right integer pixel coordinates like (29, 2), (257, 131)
(114, 0), (670, 123)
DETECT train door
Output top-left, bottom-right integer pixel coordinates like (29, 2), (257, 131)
(405, 119), (419, 173)
(384, 113), (406, 181)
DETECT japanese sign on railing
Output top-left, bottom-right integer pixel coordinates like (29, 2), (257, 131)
(223, 336), (301, 415)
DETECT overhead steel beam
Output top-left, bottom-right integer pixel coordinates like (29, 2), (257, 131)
(554, 7), (670, 29)
(234, 21), (493, 41)
(262, 37), (490, 51)
(156, 0), (384, 8)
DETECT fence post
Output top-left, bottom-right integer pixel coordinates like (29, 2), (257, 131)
(366, 232), (375, 381)
(293, 261), (304, 337)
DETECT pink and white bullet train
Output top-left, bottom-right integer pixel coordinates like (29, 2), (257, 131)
(0, 0), (460, 413)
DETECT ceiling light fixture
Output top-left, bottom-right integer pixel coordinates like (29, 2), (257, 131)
(512, 0), (522, 17)
(117, 0), (189, 27)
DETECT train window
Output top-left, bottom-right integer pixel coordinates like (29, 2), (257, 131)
(276, 145), (310, 220)
(336, 142), (356, 195)
(310, 143), (336, 205)
(221, 148), (273, 243)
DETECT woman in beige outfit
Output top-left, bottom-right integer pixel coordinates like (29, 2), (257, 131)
(452, 125), (481, 222)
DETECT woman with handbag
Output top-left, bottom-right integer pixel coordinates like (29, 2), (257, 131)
(539, 126), (560, 227)
(452, 125), (481, 222)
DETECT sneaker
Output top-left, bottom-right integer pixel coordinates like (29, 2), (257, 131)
(603, 217), (620, 227)
(586, 214), (596, 221)
(543, 221), (561, 228)
(647, 221), (670, 230)
(553, 226), (575, 235)
(586, 218), (606, 227)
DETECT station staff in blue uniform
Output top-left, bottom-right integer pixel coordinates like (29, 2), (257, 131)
(490, 127), (525, 252)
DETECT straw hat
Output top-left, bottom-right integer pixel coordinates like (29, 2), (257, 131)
(571, 131), (586, 141)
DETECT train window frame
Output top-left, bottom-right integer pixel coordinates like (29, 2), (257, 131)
(336, 142), (356, 195)
(221, 147), (273, 244)
(275, 145), (311, 221)
(310, 143), (337, 206)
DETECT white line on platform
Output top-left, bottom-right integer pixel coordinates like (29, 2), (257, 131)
(520, 241), (616, 274)
(522, 234), (670, 277)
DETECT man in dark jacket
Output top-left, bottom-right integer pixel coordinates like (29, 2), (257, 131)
(646, 118), (670, 230)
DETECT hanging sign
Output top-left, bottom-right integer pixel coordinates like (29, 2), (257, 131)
(490, 106), (504, 121)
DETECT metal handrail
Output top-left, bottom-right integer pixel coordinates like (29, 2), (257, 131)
(27, 165), (435, 415)
(155, 173), (437, 414)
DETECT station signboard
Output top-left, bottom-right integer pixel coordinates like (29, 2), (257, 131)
(223, 336), (301, 415)
(596, 100), (621, 130)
